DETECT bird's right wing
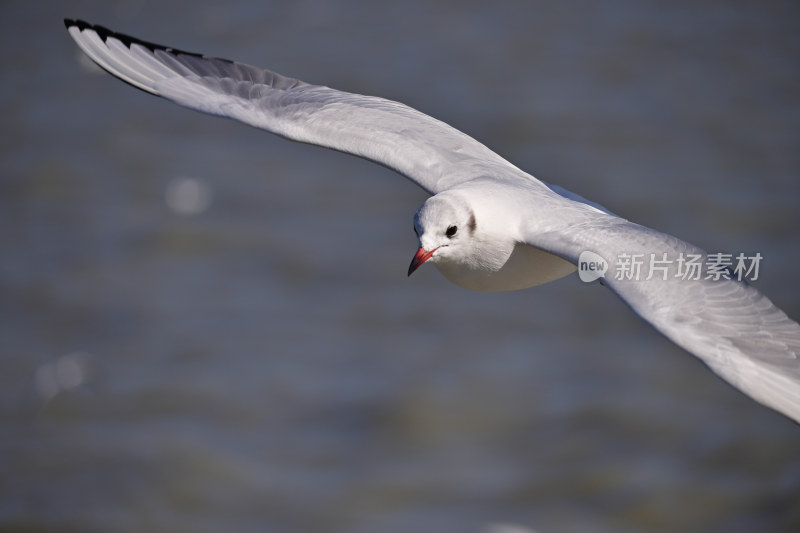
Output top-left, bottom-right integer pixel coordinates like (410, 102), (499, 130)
(65, 19), (530, 195)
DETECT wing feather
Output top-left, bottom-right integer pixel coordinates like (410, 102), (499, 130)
(64, 19), (524, 194)
(528, 216), (800, 422)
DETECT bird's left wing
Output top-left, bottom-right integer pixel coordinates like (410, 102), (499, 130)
(64, 19), (529, 195)
(525, 211), (800, 423)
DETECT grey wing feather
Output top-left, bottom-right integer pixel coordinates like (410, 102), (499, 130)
(644, 264), (800, 422)
(531, 215), (800, 422)
(64, 19), (524, 194)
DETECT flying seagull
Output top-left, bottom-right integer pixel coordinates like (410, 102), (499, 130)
(64, 19), (800, 423)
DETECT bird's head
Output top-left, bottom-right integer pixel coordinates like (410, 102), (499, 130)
(408, 193), (476, 276)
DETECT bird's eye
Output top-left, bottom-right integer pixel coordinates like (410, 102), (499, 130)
(446, 225), (457, 238)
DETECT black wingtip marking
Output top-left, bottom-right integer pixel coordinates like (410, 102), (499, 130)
(63, 18), (233, 64)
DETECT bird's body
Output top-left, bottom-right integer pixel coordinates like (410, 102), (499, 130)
(64, 19), (800, 423)
(413, 181), (584, 292)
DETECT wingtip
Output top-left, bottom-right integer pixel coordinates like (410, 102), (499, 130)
(62, 18), (205, 59)
(64, 19), (119, 44)
(63, 18), (85, 30)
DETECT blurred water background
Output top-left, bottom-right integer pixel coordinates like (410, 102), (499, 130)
(2, 1), (799, 532)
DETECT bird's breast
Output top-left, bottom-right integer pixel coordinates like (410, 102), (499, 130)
(435, 242), (576, 292)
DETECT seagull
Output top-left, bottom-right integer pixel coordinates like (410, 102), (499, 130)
(64, 19), (800, 423)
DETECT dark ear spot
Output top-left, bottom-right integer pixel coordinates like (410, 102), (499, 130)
(467, 211), (477, 235)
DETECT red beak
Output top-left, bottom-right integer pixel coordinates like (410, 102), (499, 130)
(408, 247), (436, 276)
